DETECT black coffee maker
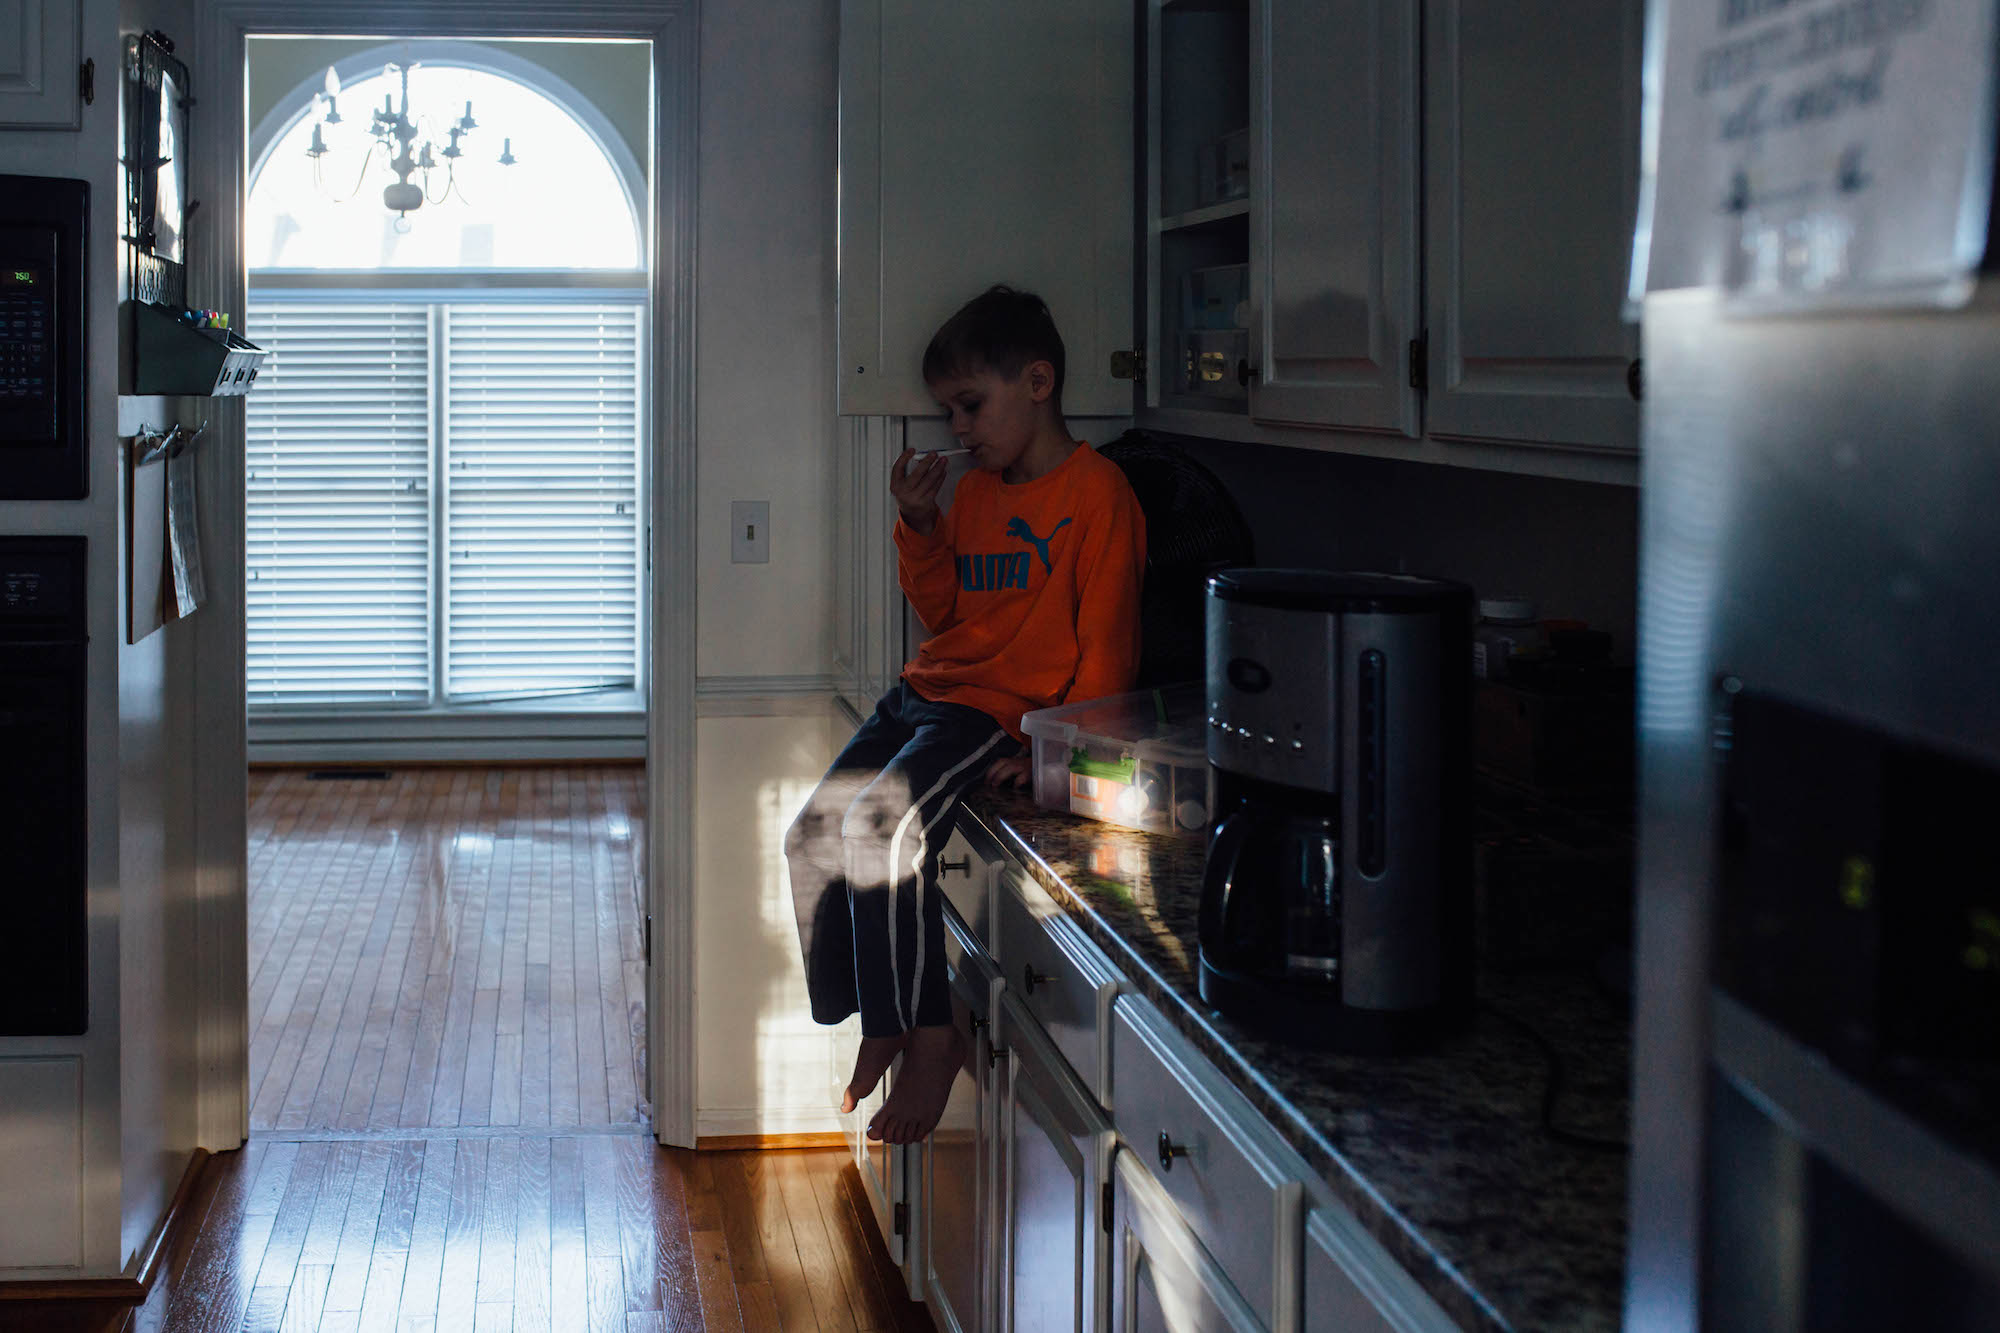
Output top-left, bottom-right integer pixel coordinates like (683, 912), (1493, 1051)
(1198, 571), (1474, 1052)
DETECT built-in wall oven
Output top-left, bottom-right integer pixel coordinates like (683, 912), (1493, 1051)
(0, 537), (88, 1034)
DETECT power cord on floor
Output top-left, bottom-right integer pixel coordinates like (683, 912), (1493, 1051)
(1480, 1001), (1630, 1154)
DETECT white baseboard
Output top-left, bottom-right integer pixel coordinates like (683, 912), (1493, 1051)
(696, 1105), (850, 1140)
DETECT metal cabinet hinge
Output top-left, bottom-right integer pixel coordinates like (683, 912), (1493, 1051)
(1110, 348), (1146, 384)
(1408, 332), (1429, 394)
(1102, 1180), (1114, 1234)
(643, 914), (652, 967)
(80, 59), (95, 106)
(894, 1201), (909, 1236)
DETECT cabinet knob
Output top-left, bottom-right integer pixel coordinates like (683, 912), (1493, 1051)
(1626, 357), (1644, 402)
(939, 856), (971, 876)
(1237, 359), (1260, 389)
(1158, 1131), (1190, 1172)
(968, 1014), (987, 1035)
(1023, 963), (1052, 995)
(987, 1043), (1010, 1069)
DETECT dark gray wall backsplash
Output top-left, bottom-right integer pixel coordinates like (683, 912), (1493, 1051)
(1178, 439), (1641, 661)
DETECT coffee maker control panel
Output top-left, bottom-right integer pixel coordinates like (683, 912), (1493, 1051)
(1205, 597), (1340, 794)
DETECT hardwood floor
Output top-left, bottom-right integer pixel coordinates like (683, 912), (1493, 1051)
(247, 768), (649, 1134)
(79, 770), (933, 1331)
(119, 1142), (933, 1332)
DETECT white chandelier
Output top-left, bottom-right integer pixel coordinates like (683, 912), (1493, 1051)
(304, 62), (517, 229)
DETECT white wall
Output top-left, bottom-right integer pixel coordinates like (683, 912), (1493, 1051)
(694, 708), (853, 1137)
(1182, 439), (1642, 658)
(688, 0), (845, 1138)
(693, 0), (838, 683)
(0, 0), (204, 1278)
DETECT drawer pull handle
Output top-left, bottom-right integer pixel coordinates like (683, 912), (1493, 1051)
(1158, 1132), (1190, 1172)
(940, 856), (972, 876)
(987, 1044), (1010, 1069)
(1022, 964), (1052, 995)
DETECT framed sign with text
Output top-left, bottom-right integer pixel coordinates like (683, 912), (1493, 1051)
(1633, 0), (1998, 309)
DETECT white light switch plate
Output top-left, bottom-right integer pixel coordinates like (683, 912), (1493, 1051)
(731, 500), (770, 564)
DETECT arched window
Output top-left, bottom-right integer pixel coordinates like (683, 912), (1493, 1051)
(247, 54), (643, 270)
(244, 44), (648, 714)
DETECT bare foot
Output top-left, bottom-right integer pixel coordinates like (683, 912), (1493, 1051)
(866, 1024), (966, 1144)
(842, 1032), (910, 1114)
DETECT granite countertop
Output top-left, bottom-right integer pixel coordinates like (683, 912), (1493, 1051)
(957, 788), (1632, 1333)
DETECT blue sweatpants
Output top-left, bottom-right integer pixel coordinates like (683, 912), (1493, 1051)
(786, 682), (1021, 1037)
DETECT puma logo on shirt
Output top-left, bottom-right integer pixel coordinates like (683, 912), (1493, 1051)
(955, 515), (1073, 591)
(1006, 516), (1071, 572)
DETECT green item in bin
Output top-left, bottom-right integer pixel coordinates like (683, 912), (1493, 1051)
(1068, 747), (1136, 783)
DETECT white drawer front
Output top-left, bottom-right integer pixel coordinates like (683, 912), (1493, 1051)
(938, 825), (995, 948)
(1304, 1205), (1459, 1333)
(1109, 995), (1289, 1326)
(997, 869), (1118, 1099)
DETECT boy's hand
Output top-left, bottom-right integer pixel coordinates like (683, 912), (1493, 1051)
(984, 754), (1032, 790)
(891, 448), (948, 536)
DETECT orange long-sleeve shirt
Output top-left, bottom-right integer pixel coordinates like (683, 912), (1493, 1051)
(895, 443), (1146, 741)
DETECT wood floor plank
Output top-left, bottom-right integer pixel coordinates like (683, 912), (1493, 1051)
(478, 1136), (524, 1308)
(323, 1140), (394, 1313)
(586, 1255), (629, 1333)
(692, 1225), (746, 1333)
(156, 1144), (279, 1333)
(248, 1141), (332, 1302)
(708, 1152), (769, 1288)
(296, 1142), (362, 1270)
(394, 1137), (456, 1332)
(278, 1264), (331, 1333)
(437, 1138), (489, 1333)
(802, 1151), (905, 1333)
(513, 1135), (554, 1333)
(770, 1152), (862, 1333)
(548, 1139), (591, 1333)
(729, 1151), (821, 1333)
(646, 1147), (705, 1332)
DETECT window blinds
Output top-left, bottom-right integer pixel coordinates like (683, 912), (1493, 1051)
(442, 303), (642, 699)
(245, 296), (643, 709)
(246, 301), (433, 706)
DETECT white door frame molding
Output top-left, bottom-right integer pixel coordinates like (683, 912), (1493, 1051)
(190, 0), (701, 1149)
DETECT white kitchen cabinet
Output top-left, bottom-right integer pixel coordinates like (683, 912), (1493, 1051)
(845, 816), (1467, 1333)
(923, 918), (1001, 1333)
(1134, 0), (1642, 478)
(1245, 0), (1421, 437)
(837, 0), (1133, 418)
(0, 0), (83, 129)
(1109, 1149), (1266, 1333)
(993, 990), (1111, 1333)
(1420, 0), (1643, 453)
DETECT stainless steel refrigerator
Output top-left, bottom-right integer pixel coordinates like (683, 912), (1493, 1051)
(1626, 0), (2000, 1327)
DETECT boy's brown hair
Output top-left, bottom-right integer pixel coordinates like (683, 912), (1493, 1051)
(921, 284), (1067, 402)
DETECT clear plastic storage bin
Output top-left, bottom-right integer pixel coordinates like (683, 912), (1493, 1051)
(1020, 684), (1214, 838)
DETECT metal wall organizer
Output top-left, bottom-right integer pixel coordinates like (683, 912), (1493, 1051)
(132, 301), (266, 396)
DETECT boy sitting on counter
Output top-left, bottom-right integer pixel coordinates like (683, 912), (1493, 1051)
(786, 285), (1147, 1144)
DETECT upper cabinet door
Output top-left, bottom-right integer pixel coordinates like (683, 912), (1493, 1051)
(1423, 0), (1643, 453)
(838, 0), (1134, 418)
(1246, 0), (1421, 437)
(0, 0), (83, 129)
